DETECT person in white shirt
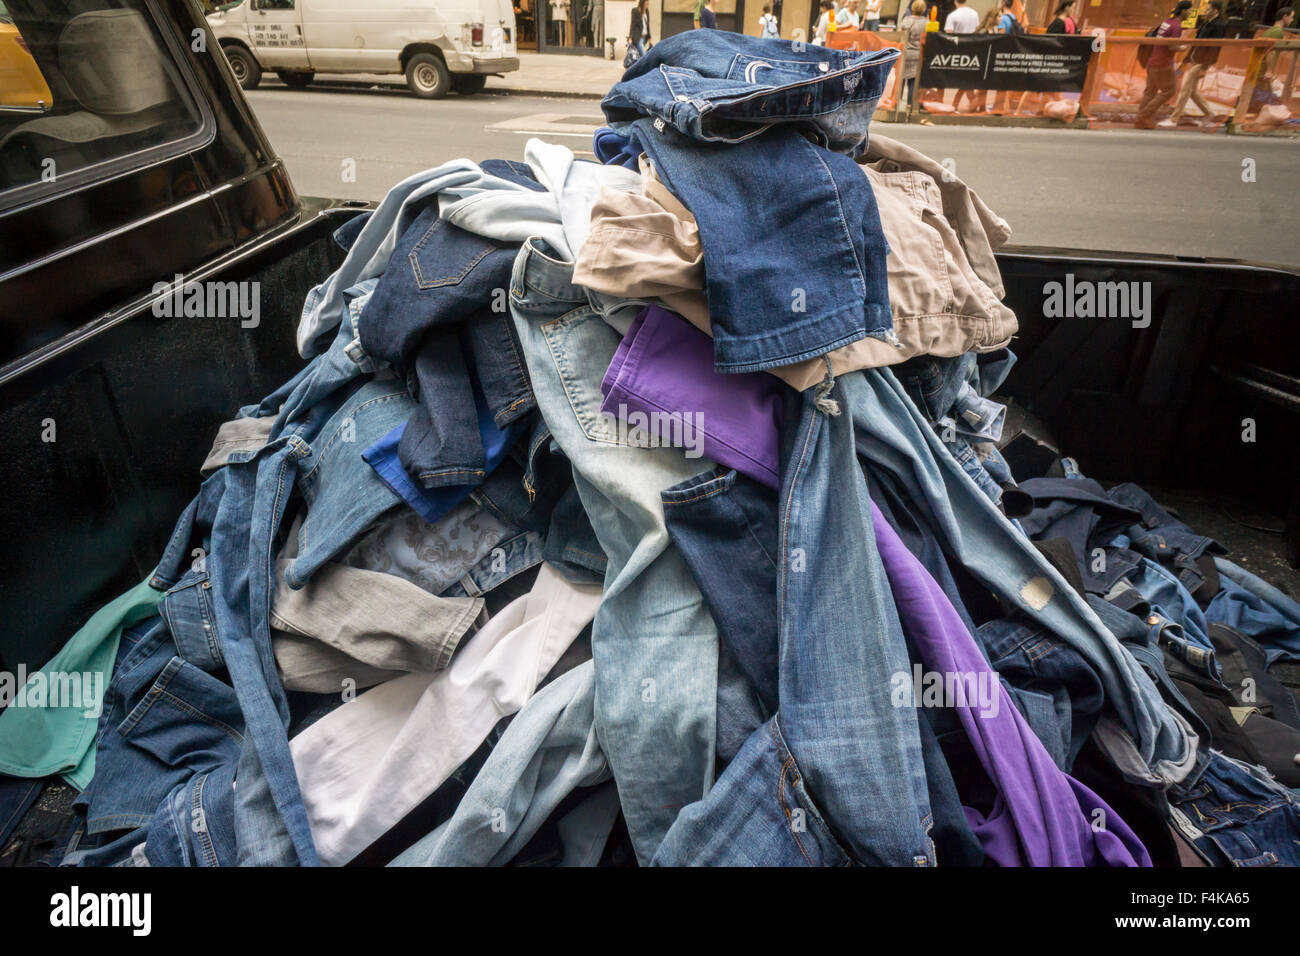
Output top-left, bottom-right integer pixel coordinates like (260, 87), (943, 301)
(862, 0), (883, 30)
(838, 2), (860, 28)
(813, 0), (834, 43)
(944, 0), (979, 32)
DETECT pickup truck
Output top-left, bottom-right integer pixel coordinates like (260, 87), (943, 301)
(0, 0), (1298, 856)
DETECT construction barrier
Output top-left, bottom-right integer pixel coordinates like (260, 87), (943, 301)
(830, 29), (1300, 133)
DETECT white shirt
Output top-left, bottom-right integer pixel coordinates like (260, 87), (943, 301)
(839, 6), (859, 28)
(814, 10), (830, 42)
(944, 5), (979, 32)
(290, 562), (603, 865)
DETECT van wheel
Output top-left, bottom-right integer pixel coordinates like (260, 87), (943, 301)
(224, 45), (262, 90)
(451, 74), (487, 95)
(277, 70), (315, 89)
(406, 53), (450, 99)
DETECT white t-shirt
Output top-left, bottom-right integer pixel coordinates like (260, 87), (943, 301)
(944, 5), (979, 32)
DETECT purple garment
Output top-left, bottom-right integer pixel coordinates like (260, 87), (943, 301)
(870, 500), (1151, 867)
(601, 305), (784, 489)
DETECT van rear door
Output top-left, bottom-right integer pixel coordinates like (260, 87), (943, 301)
(485, 0), (516, 56)
(247, 0), (310, 69)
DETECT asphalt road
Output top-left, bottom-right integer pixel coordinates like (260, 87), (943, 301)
(245, 81), (1300, 268)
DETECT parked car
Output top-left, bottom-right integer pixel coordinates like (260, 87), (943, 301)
(0, 0), (52, 110)
(0, 0), (1298, 694)
(206, 0), (519, 98)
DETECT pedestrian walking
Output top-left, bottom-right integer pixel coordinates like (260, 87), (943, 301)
(627, 0), (651, 57)
(758, 3), (780, 37)
(900, 0), (929, 109)
(1047, 0), (1077, 34)
(1135, 0), (1192, 129)
(1167, 0), (1226, 125)
(944, 0), (979, 33)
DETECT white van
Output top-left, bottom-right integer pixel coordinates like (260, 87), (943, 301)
(207, 0), (519, 99)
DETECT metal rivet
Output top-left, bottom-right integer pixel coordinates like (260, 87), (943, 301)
(819, 62), (830, 71)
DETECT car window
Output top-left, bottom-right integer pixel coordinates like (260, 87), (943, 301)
(0, 0), (204, 205)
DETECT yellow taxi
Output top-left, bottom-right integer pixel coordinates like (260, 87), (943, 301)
(0, 1), (53, 110)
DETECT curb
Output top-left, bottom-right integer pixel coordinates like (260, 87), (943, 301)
(487, 86), (607, 100)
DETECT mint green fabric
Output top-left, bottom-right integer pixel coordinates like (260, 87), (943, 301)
(0, 578), (162, 790)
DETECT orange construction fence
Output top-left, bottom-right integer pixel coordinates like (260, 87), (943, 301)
(830, 30), (1300, 132)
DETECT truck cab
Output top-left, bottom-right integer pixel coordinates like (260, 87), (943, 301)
(206, 0), (519, 98)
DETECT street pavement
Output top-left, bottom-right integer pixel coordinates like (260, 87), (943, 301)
(246, 83), (1300, 269)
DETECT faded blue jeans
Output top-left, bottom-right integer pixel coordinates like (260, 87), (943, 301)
(508, 238), (719, 863)
(653, 373), (936, 866)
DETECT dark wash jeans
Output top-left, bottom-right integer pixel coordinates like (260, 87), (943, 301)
(65, 618), (244, 866)
(1168, 750), (1300, 866)
(360, 162), (539, 489)
(603, 33), (898, 374)
(662, 465), (981, 864)
(654, 373), (935, 866)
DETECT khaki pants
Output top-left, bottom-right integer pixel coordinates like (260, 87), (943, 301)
(1170, 62), (1215, 120)
(1136, 64), (1179, 126)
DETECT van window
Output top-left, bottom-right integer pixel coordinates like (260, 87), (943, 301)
(0, 0), (204, 205)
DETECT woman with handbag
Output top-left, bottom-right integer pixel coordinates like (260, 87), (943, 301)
(627, 0), (651, 63)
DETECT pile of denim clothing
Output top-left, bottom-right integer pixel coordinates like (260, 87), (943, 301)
(4, 31), (1300, 868)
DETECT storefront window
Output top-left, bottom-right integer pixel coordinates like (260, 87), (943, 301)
(541, 0), (606, 51)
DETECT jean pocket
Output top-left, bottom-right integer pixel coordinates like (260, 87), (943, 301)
(160, 570), (225, 673)
(540, 308), (642, 447)
(409, 215), (502, 290)
(117, 657), (244, 761)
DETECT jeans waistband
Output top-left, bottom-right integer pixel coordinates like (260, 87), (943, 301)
(511, 240), (587, 306)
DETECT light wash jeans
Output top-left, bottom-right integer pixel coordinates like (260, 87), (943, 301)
(509, 237), (720, 863)
(298, 144), (639, 355)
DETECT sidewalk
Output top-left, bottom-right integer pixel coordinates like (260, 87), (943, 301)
(490, 52), (624, 99)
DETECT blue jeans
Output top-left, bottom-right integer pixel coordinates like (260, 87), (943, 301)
(358, 198), (536, 488)
(661, 464), (981, 864)
(654, 374), (935, 866)
(64, 618), (245, 867)
(1208, 557), (1300, 666)
(851, 368), (1195, 787)
(148, 368), (384, 865)
(1168, 750), (1300, 866)
(634, 120), (895, 374)
(603, 31), (897, 151)
(285, 377), (415, 589)
(508, 238), (720, 863)
(604, 33), (898, 374)
(979, 615), (1106, 771)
